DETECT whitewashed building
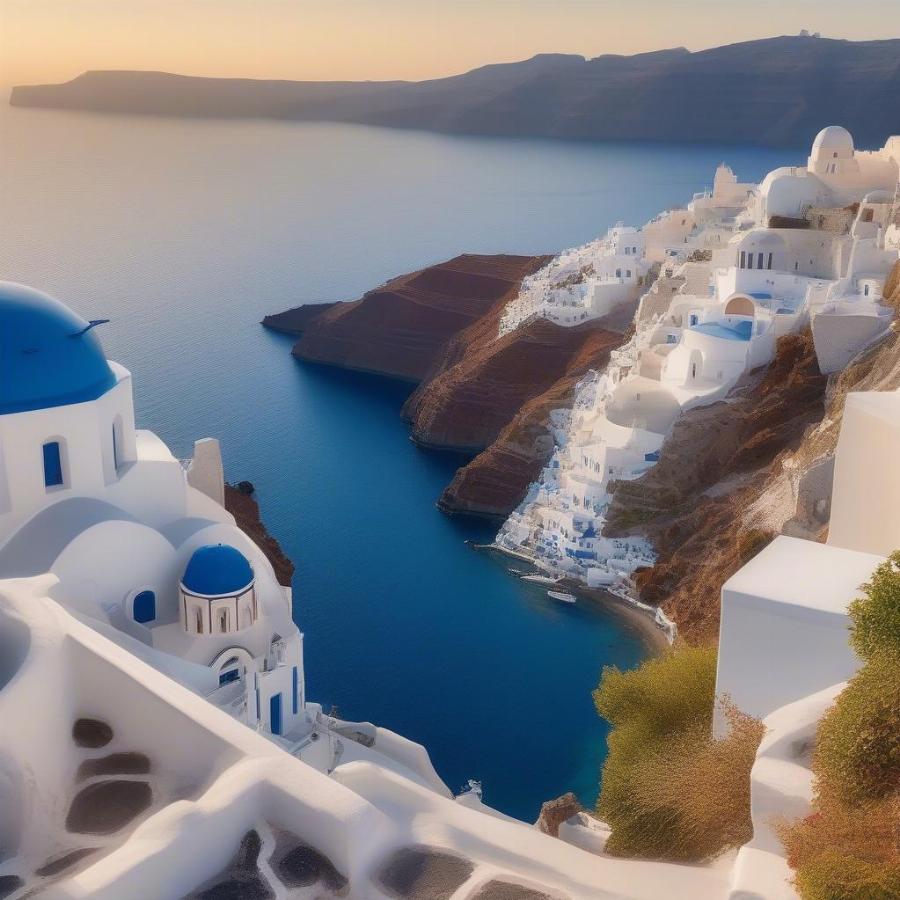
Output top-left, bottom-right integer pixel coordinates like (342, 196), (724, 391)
(498, 128), (900, 605)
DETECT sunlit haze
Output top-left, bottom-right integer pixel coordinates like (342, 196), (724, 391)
(1, 0), (899, 87)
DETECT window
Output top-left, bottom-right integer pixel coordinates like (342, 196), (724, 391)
(218, 609), (229, 632)
(42, 441), (64, 488)
(739, 251), (745, 269)
(626, 269), (632, 278)
(195, 608), (203, 634)
(746, 253), (753, 270)
(864, 284), (870, 297)
(133, 590), (156, 624)
(292, 666), (299, 714)
(757, 252), (764, 269)
(219, 667), (240, 686)
(615, 268), (622, 278)
(689, 314), (699, 326)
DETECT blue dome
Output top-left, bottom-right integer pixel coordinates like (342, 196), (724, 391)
(0, 282), (116, 415)
(182, 544), (254, 596)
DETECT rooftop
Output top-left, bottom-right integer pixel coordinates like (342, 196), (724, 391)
(0, 282), (117, 415)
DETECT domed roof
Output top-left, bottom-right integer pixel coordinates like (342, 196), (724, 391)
(811, 126), (854, 156)
(0, 282), (116, 415)
(182, 544), (254, 596)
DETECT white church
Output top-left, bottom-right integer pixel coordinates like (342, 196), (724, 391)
(0, 281), (305, 738)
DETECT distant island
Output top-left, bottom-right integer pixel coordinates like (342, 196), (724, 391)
(10, 35), (900, 147)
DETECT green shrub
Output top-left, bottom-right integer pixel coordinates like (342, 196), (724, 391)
(594, 646), (762, 861)
(813, 652), (900, 806)
(849, 550), (900, 660)
(594, 644), (717, 744)
(780, 795), (900, 900)
(794, 850), (900, 900)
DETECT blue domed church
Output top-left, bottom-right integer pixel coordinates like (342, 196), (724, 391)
(0, 282), (305, 739)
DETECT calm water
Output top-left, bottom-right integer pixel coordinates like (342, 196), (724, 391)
(0, 105), (797, 820)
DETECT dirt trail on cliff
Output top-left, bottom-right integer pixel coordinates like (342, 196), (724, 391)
(263, 253), (633, 520)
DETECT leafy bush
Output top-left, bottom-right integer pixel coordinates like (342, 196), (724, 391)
(594, 646), (763, 861)
(813, 652), (900, 806)
(778, 555), (900, 899)
(849, 551), (900, 660)
(779, 795), (900, 900)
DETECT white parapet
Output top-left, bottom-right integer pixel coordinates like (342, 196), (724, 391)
(186, 437), (226, 507)
(828, 390), (900, 556)
(715, 536), (881, 734)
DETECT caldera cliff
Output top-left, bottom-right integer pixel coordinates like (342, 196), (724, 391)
(263, 254), (633, 519)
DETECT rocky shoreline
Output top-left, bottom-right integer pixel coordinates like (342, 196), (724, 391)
(262, 253), (632, 521)
(224, 483), (294, 587)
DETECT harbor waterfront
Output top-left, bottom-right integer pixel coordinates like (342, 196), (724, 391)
(0, 104), (794, 820)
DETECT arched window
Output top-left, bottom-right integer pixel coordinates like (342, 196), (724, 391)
(133, 590), (156, 624)
(195, 608), (204, 634)
(42, 441), (65, 489)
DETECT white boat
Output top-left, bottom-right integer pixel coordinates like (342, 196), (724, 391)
(547, 590), (577, 604)
(520, 574), (560, 585)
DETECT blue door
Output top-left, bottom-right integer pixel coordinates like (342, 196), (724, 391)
(132, 590), (156, 624)
(269, 693), (282, 735)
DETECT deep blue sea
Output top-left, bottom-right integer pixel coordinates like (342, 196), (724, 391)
(0, 104), (799, 820)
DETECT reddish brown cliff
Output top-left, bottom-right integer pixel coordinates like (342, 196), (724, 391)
(606, 322), (900, 644)
(225, 484), (295, 588)
(288, 254), (549, 382)
(433, 321), (631, 518)
(264, 253), (632, 520)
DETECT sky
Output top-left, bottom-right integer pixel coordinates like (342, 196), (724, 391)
(1, 0), (898, 87)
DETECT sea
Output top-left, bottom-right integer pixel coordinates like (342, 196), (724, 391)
(0, 104), (799, 820)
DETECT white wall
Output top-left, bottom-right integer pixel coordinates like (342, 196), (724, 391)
(715, 536), (879, 733)
(828, 391), (900, 556)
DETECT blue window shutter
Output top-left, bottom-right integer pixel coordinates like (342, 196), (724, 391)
(43, 442), (63, 487)
(292, 666), (299, 714)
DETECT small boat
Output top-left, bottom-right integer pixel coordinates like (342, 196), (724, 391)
(547, 590), (577, 604)
(520, 574), (560, 585)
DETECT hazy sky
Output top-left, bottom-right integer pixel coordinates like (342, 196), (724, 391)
(2, 0), (898, 87)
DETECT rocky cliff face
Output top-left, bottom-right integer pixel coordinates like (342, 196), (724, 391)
(224, 484), (295, 588)
(264, 253), (632, 520)
(431, 318), (632, 519)
(288, 255), (549, 382)
(606, 290), (900, 643)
